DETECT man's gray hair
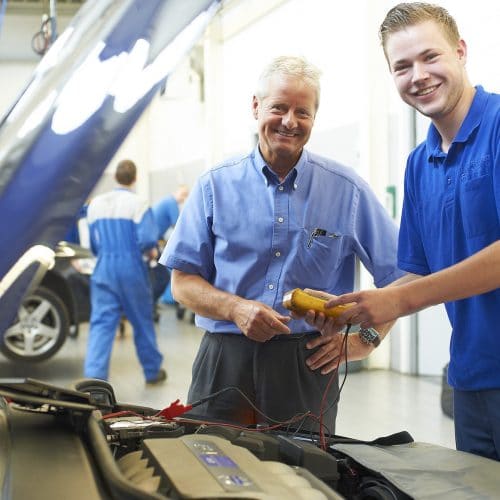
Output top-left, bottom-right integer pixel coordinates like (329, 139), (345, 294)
(255, 55), (321, 110)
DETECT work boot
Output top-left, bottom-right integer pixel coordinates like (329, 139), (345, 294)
(146, 368), (167, 385)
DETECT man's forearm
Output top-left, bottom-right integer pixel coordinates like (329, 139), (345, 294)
(373, 274), (420, 336)
(399, 240), (500, 314)
(170, 269), (241, 321)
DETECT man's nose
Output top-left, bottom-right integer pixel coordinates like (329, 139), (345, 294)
(282, 109), (298, 128)
(412, 61), (430, 83)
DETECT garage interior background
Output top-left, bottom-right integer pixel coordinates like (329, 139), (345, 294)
(1, 0), (499, 376)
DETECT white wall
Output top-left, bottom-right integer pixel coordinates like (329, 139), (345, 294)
(218, 0), (366, 163)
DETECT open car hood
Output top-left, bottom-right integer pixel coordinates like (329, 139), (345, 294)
(0, 0), (221, 335)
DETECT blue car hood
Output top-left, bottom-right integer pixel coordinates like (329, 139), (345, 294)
(0, 0), (221, 333)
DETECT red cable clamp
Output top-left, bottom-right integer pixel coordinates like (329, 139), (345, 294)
(157, 399), (193, 419)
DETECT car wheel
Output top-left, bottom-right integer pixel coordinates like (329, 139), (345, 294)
(2, 286), (70, 362)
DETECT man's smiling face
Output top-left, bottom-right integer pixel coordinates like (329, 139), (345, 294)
(385, 20), (468, 124)
(252, 74), (316, 174)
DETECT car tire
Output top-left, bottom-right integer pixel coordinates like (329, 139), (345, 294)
(2, 286), (70, 362)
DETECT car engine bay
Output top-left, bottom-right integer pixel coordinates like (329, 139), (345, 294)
(2, 378), (500, 500)
(0, 378), (411, 500)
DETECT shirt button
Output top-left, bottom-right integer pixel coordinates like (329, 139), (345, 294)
(275, 251), (281, 257)
(447, 177), (451, 184)
(268, 284), (274, 290)
(278, 186), (284, 191)
(278, 217), (284, 223)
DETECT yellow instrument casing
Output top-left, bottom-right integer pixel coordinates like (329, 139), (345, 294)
(282, 288), (352, 318)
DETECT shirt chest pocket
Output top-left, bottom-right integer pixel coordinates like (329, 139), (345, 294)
(461, 175), (498, 238)
(290, 228), (345, 288)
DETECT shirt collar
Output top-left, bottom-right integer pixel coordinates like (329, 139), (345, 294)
(426, 85), (488, 161)
(252, 145), (303, 189)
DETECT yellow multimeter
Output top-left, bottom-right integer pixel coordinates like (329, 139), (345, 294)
(282, 288), (353, 317)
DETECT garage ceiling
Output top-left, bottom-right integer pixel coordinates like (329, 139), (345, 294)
(0, 1), (86, 61)
(0, 0), (288, 61)
(4, 0), (85, 16)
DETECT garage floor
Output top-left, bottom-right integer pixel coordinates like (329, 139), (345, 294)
(0, 304), (455, 449)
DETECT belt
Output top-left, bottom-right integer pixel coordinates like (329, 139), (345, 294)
(206, 331), (319, 341)
(270, 332), (320, 341)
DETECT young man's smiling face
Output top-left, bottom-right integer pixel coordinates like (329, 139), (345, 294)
(385, 20), (468, 125)
(252, 74), (316, 175)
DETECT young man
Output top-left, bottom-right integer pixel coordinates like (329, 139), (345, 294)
(85, 160), (166, 384)
(160, 56), (402, 432)
(319, 3), (500, 459)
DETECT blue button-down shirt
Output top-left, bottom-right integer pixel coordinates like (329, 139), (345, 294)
(161, 147), (403, 333)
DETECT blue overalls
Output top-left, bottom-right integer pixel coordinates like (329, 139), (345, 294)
(84, 187), (163, 381)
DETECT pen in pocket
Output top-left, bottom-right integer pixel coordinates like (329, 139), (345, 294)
(307, 227), (340, 248)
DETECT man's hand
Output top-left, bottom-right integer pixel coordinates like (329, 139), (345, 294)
(325, 287), (406, 329)
(290, 289), (345, 336)
(231, 299), (291, 342)
(172, 270), (291, 340)
(305, 332), (375, 374)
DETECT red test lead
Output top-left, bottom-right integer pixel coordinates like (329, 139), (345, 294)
(156, 399), (193, 419)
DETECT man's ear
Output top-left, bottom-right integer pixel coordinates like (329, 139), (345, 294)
(252, 95), (259, 119)
(457, 39), (467, 64)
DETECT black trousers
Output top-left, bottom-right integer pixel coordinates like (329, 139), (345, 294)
(186, 332), (339, 433)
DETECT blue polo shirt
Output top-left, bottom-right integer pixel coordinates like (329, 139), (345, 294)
(398, 86), (500, 390)
(161, 146), (403, 334)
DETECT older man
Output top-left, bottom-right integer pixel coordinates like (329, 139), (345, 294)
(161, 56), (402, 432)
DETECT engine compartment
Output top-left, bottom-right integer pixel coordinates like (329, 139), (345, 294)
(0, 377), (411, 500)
(5, 377), (497, 500)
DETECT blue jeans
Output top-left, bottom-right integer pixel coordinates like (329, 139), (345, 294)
(454, 388), (500, 460)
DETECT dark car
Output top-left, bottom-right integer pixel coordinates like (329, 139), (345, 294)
(1, 242), (94, 363)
